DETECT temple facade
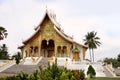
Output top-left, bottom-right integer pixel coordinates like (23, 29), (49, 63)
(19, 10), (88, 61)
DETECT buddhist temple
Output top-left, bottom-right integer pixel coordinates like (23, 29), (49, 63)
(18, 9), (88, 61)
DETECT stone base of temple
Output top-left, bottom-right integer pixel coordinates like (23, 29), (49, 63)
(0, 57), (117, 77)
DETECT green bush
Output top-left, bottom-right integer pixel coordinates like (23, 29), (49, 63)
(87, 65), (96, 78)
(79, 70), (85, 80)
(15, 52), (21, 64)
(0, 76), (20, 80)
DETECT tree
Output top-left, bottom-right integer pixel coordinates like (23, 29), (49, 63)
(112, 58), (120, 68)
(103, 56), (120, 68)
(87, 65), (96, 78)
(14, 52), (22, 64)
(103, 58), (113, 64)
(0, 44), (9, 60)
(117, 54), (120, 62)
(0, 26), (8, 40)
(83, 31), (101, 62)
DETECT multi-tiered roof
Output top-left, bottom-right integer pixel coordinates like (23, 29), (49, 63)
(19, 9), (87, 49)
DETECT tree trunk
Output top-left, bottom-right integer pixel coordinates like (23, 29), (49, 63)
(89, 48), (92, 62)
(92, 49), (94, 62)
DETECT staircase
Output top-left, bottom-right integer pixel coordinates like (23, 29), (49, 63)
(23, 57), (42, 65)
(0, 57), (48, 77)
(103, 66), (114, 77)
(92, 63), (106, 77)
(37, 57), (48, 69)
(0, 60), (16, 72)
(0, 58), (116, 77)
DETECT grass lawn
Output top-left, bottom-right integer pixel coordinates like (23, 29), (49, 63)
(88, 77), (120, 80)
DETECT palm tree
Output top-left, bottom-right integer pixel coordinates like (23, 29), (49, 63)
(83, 31), (101, 62)
(83, 32), (92, 61)
(0, 26), (8, 40)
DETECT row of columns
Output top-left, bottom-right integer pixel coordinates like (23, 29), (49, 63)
(29, 46), (39, 57)
(23, 45), (84, 61)
(23, 44), (74, 59)
(57, 46), (67, 57)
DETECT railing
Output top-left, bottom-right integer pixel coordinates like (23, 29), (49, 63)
(105, 64), (116, 77)
(0, 60), (15, 72)
(23, 57), (42, 65)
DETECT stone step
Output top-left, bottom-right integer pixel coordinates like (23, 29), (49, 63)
(103, 66), (114, 77)
(0, 57), (49, 76)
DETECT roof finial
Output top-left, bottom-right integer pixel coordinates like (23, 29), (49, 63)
(46, 5), (48, 12)
(72, 35), (74, 39)
(46, 5), (47, 9)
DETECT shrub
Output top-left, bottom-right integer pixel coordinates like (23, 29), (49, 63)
(15, 52), (21, 64)
(79, 70), (85, 80)
(87, 65), (96, 78)
(17, 72), (29, 80)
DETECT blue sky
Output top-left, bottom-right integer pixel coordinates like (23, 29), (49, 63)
(0, 0), (120, 61)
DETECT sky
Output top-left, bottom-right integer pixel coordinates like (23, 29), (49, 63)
(0, 0), (120, 61)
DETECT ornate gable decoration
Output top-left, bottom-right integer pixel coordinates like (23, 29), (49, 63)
(20, 9), (87, 49)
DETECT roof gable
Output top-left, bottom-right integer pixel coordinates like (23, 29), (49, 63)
(21, 9), (87, 49)
(35, 10), (60, 31)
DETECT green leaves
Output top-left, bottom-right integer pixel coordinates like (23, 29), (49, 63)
(87, 65), (96, 78)
(104, 54), (120, 68)
(83, 31), (101, 62)
(79, 70), (85, 80)
(84, 31), (101, 49)
(15, 52), (22, 64)
(0, 26), (8, 40)
(0, 44), (9, 60)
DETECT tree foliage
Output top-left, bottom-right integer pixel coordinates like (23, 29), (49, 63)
(0, 26), (8, 40)
(13, 52), (22, 64)
(103, 54), (120, 68)
(104, 58), (113, 64)
(16, 52), (22, 64)
(117, 54), (120, 62)
(87, 65), (96, 78)
(0, 44), (9, 60)
(79, 70), (85, 80)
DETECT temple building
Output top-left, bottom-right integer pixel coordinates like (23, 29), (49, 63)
(18, 9), (88, 61)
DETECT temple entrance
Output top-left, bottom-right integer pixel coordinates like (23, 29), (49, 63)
(41, 39), (54, 57)
(73, 52), (80, 61)
(72, 47), (80, 61)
